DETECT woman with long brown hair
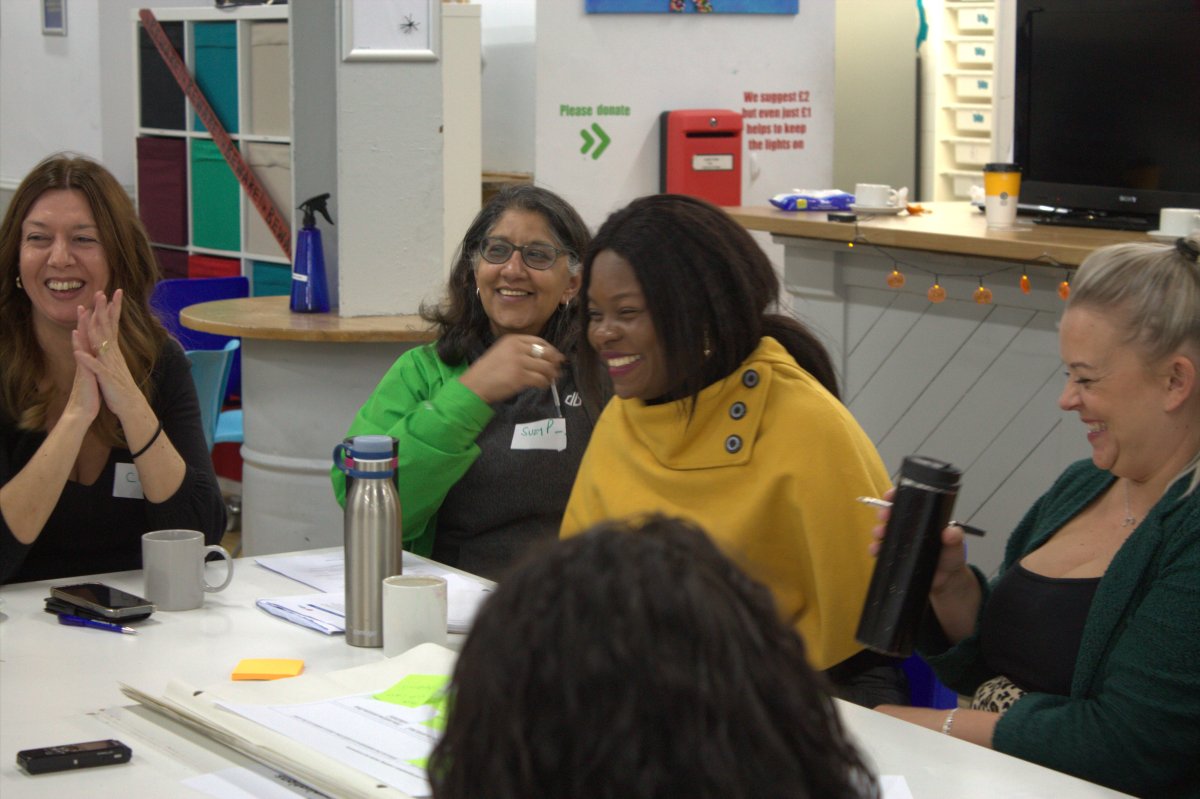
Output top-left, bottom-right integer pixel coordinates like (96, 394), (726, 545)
(1, 153), (224, 583)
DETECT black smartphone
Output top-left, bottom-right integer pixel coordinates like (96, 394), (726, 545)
(49, 583), (155, 620)
(17, 739), (132, 774)
(43, 596), (153, 623)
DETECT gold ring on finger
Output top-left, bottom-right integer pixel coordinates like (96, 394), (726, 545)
(98, 340), (110, 355)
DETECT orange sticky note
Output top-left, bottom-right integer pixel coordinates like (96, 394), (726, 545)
(231, 658), (305, 681)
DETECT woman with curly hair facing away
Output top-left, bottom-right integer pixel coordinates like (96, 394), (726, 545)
(429, 514), (879, 799)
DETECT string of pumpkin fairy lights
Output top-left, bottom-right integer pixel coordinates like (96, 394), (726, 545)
(843, 220), (1074, 303)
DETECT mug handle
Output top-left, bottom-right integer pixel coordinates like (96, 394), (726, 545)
(886, 187), (899, 206)
(202, 544), (235, 593)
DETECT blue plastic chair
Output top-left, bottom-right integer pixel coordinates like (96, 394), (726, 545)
(187, 340), (240, 453)
(151, 276), (249, 400)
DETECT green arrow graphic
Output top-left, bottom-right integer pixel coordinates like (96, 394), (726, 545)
(579, 123), (611, 160)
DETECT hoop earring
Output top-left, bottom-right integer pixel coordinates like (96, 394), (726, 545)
(560, 296), (572, 310)
(703, 330), (712, 358)
(15, 276), (22, 290)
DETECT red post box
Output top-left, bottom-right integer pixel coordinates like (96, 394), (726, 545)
(659, 109), (743, 206)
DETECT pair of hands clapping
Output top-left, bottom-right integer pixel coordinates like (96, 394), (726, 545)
(65, 289), (141, 425)
(459, 334), (565, 405)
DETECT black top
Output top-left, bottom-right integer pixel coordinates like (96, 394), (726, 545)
(433, 363), (595, 581)
(1, 339), (226, 584)
(979, 562), (1101, 695)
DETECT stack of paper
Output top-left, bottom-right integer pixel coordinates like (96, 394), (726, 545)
(254, 594), (345, 635)
(254, 551), (493, 636)
(121, 644), (456, 799)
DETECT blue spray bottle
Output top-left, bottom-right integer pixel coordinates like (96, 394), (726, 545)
(290, 193), (333, 313)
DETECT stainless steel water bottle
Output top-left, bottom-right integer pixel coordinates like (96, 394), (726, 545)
(856, 455), (961, 658)
(334, 435), (402, 647)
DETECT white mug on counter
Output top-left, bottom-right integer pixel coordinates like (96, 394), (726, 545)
(1156, 208), (1200, 237)
(142, 529), (234, 611)
(854, 183), (901, 209)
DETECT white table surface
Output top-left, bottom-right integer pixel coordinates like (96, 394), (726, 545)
(1, 549), (1130, 798)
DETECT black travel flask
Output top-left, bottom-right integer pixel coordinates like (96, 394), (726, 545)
(856, 455), (961, 658)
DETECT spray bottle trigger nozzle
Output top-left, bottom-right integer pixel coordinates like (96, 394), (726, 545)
(298, 193), (334, 228)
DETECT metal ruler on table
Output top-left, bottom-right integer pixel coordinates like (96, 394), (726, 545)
(139, 8), (292, 260)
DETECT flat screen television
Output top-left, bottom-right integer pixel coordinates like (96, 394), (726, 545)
(1013, 0), (1200, 230)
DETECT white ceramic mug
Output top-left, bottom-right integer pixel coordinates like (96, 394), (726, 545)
(142, 529), (234, 611)
(382, 575), (448, 657)
(1157, 208), (1200, 236)
(854, 183), (900, 208)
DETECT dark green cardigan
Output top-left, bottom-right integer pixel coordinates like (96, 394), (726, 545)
(920, 459), (1200, 797)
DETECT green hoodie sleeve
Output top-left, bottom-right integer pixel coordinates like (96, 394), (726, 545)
(331, 345), (494, 557)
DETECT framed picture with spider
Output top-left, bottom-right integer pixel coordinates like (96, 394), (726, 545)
(342, 0), (438, 62)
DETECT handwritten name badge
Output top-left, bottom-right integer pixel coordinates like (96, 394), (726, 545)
(113, 463), (145, 499)
(511, 418), (567, 452)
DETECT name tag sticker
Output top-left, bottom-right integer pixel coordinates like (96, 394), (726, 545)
(114, 463), (144, 499)
(511, 418), (567, 452)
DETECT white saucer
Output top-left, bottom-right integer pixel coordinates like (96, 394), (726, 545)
(850, 203), (904, 216)
(1147, 229), (1186, 242)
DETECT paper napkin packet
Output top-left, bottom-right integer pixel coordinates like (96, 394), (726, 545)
(769, 189), (855, 212)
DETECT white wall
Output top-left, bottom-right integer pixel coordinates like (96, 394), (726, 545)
(833, 1), (919, 196)
(0, 0), (199, 195)
(535, 2), (837, 230)
(1, 0), (104, 182)
(478, 0), (535, 175)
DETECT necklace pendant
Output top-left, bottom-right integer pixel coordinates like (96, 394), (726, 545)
(1122, 514), (1137, 527)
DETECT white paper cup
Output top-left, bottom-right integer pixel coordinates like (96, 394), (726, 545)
(982, 163), (1021, 229)
(142, 529), (234, 611)
(382, 575), (448, 657)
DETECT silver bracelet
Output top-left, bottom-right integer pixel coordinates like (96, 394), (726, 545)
(941, 707), (959, 736)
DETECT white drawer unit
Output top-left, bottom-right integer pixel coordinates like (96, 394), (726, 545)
(945, 137), (992, 166)
(955, 39), (995, 66)
(953, 73), (994, 99)
(950, 105), (993, 133)
(923, 2), (999, 201)
(957, 6), (995, 33)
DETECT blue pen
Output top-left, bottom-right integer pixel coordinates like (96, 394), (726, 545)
(57, 613), (138, 635)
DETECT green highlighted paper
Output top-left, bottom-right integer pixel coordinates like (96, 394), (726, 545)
(374, 674), (451, 733)
(374, 674), (448, 708)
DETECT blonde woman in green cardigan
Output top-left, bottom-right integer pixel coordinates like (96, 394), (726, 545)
(874, 234), (1200, 797)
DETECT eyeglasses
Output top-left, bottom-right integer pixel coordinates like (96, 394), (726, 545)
(479, 237), (571, 271)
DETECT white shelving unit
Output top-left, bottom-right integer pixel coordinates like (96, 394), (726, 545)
(132, 5), (293, 295)
(923, 1), (999, 201)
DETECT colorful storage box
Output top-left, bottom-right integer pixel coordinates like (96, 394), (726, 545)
(188, 254), (242, 279)
(190, 139), (241, 252)
(193, 22), (239, 134)
(251, 261), (292, 297)
(138, 21), (185, 131)
(248, 21), (290, 136)
(137, 136), (189, 246)
(243, 142), (293, 258)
